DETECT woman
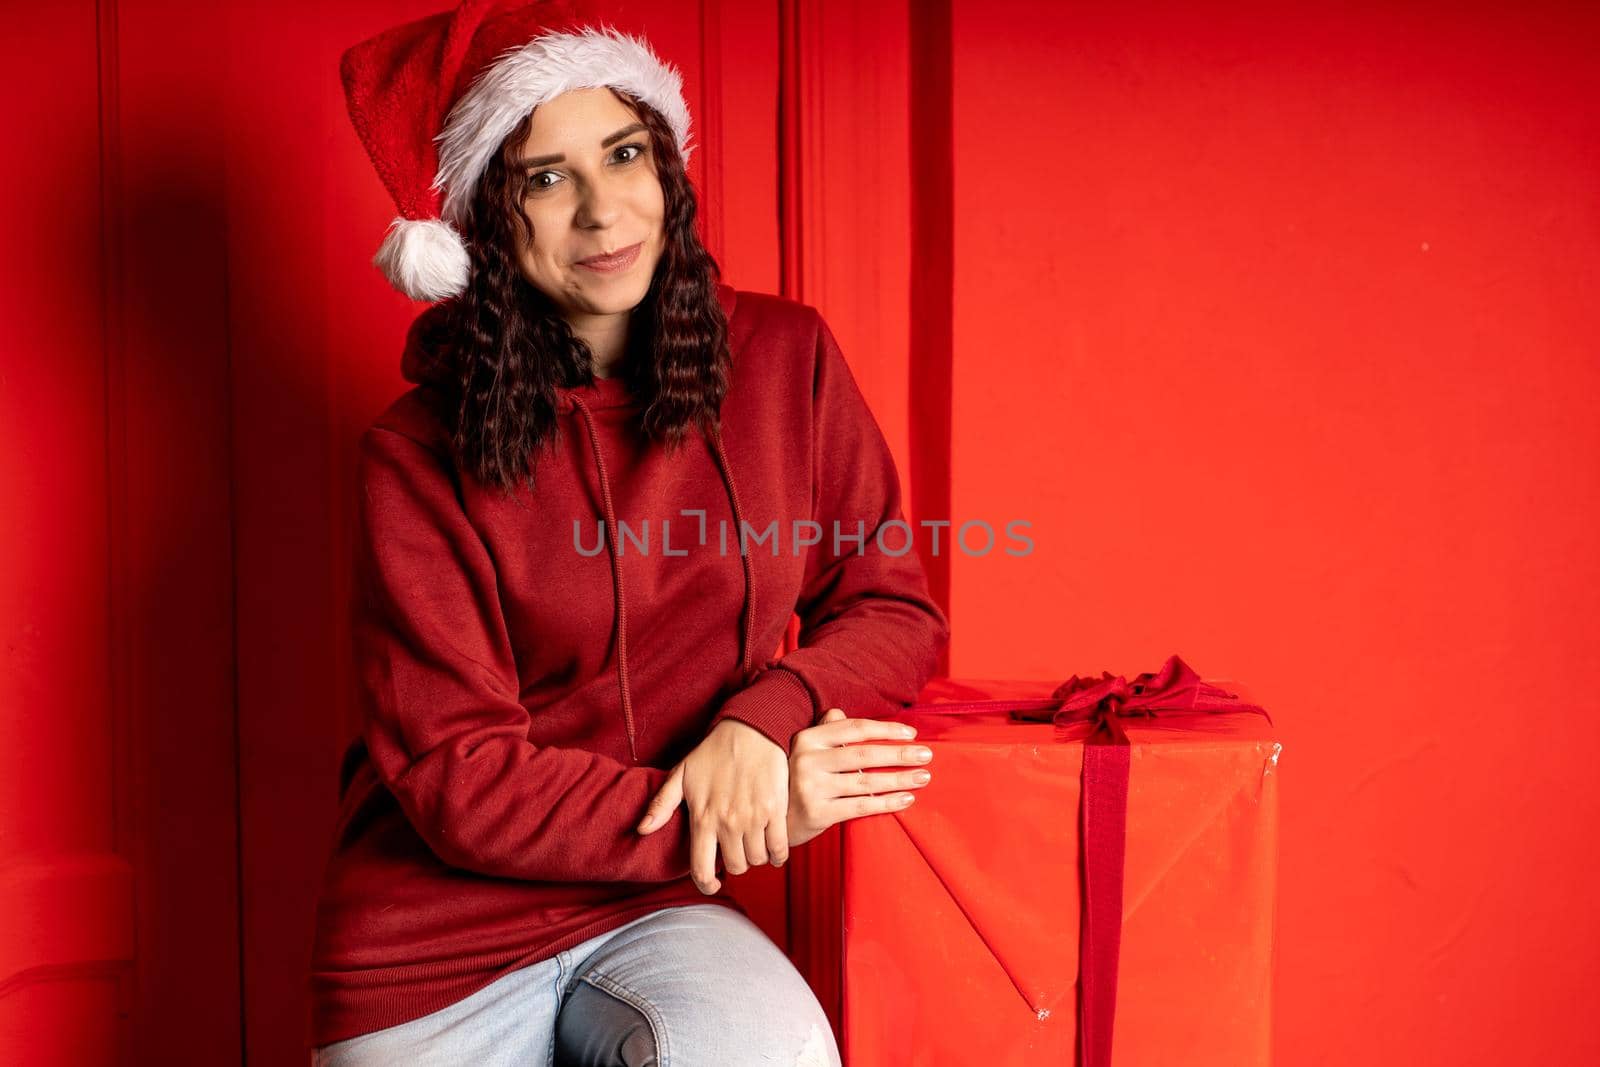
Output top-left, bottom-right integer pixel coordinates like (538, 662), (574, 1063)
(313, 4), (949, 1064)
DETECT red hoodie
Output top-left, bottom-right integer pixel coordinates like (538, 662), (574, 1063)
(308, 283), (950, 1045)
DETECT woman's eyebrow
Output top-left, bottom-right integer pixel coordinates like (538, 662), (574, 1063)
(520, 123), (647, 168)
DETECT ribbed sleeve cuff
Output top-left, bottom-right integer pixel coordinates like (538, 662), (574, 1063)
(709, 667), (817, 756)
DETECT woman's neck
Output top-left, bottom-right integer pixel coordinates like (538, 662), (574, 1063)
(567, 309), (631, 379)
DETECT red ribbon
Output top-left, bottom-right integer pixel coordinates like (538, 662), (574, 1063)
(1008, 655), (1270, 1067)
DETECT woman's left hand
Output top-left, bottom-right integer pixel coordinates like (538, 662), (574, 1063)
(635, 719), (790, 895)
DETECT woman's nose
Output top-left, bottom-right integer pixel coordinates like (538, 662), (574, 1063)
(575, 181), (621, 229)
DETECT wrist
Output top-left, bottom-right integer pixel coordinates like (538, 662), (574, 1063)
(710, 667), (815, 757)
(712, 716), (780, 750)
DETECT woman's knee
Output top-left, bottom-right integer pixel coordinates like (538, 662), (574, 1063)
(665, 989), (838, 1067)
(558, 975), (837, 1067)
(562, 905), (840, 1067)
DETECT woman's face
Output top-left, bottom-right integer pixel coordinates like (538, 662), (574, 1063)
(511, 87), (667, 322)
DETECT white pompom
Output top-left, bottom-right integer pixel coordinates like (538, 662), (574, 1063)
(371, 216), (471, 301)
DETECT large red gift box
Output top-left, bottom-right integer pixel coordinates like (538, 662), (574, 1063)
(841, 655), (1281, 1067)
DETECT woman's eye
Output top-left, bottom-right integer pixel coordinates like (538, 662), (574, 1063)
(527, 144), (644, 193)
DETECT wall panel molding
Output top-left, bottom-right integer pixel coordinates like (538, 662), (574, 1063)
(777, 0), (949, 1040)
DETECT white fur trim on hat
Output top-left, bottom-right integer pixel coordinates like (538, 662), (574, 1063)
(373, 216), (472, 301)
(432, 24), (693, 231)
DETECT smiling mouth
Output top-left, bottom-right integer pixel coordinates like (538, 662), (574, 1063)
(577, 242), (643, 268)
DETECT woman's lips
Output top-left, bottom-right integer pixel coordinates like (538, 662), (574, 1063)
(576, 242), (643, 274)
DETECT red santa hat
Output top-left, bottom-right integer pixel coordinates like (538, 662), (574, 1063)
(339, 0), (694, 301)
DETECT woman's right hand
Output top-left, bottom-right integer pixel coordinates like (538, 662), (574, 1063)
(785, 708), (934, 850)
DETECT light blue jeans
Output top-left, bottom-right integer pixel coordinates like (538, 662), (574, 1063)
(312, 903), (841, 1066)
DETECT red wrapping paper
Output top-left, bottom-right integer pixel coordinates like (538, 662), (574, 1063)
(841, 656), (1280, 1066)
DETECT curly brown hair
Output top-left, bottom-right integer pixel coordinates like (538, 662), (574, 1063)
(439, 88), (730, 495)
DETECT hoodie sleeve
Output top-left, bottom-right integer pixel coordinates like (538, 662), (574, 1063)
(709, 309), (952, 754)
(352, 425), (708, 883)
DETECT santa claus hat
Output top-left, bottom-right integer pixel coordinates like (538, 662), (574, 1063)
(340, 0), (694, 301)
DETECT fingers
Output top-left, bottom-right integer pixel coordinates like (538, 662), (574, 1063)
(820, 742), (934, 774)
(742, 827), (769, 869)
(698, 814), (785, 883)
(765, 819), (790, 868)
(690, 816), (721, 895)
(794, 709), (916, 753)
(719, 826), (749, 878)
(637, 763), (684, 834)
(836, 766), (933, 797)
(816, 790), (919, 826)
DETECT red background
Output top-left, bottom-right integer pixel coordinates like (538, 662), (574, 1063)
(3, 1), (1596, 1064)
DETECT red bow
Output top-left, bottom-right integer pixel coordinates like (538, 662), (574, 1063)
(1013, 653), (1272, 736)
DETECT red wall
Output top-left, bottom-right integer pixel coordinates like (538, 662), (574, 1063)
(2, 0), (242, 1062)
(943, 2), (1600, 1064)
(4, 1), (1596, 1065)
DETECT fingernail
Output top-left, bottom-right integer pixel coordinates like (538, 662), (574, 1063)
(897, 726), (917, 738)
(896, 793), (915, 805)
(912, 770), (931, 784)
(912, 747), (932, 761)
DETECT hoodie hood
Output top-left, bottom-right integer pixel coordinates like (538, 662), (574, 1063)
(399, 300), (458, 390)
(396, 283), (752, 762)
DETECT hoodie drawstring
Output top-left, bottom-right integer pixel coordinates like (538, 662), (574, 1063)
(706, 421), (757, 684)
(568, 395), (755, 764)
